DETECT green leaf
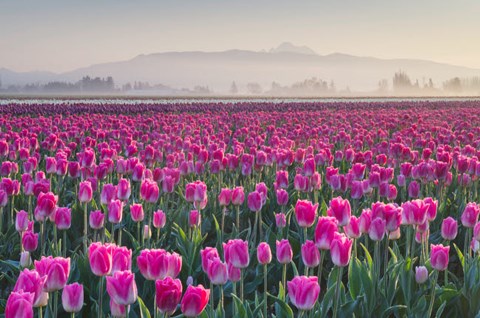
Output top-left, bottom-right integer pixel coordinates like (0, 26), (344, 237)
(267, 292), (294, 318)
(359, 243), (373, 270)
(435, 301), (446, 318)
(137, 296), (151, 318)
(382, 305), (408, 317)
(348, 257), (362, 300)
(231, 294), (248, 318)
(453, 243), (465, 270)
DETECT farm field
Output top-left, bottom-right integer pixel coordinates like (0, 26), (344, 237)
(2, 99), (480, 317)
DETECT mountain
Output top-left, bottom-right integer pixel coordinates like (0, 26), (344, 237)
(2, 44), (480, 93)
(269, 42), (317, 55)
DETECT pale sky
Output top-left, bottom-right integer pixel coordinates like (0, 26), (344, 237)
(1, 0), (479, 73)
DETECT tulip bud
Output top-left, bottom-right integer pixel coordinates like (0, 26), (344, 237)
(62, 283), (84, 313)
(275, 213), (287, 228)
(20, 251), (32, 268)
(430, 244), (450, 271)
(287, 276), (320, 311)
(181, 285), (210, 318)
(301, 240), (321, 268)
(189, 210), (201, 228)
(276, 239), (293, 264)
(89, 210), (105, 230)
(415, 266), (428, 284)
(257, 242), (272, 265)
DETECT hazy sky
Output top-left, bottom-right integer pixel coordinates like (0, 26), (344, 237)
(1, 0), (479, 73)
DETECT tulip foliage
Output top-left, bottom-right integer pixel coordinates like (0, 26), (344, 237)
(3, 99), (480, 317)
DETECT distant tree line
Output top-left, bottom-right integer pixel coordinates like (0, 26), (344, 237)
(0, 76), (115, 93)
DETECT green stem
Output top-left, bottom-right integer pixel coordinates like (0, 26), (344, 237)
(220, 285), (224, 315)
(53, 226), (58, 256)
(54, 290), (58, 318)
(83, 203), (88, 255)
(221, 207), (225, 244)
(333, 266), (344, 318)
(41, 219), (46, 256)
(210, 281), (214, 318)
(98, 276), (104, 317)
(264, 264), (268, 318)
(240, 269), (244, 302)
(318, 252), (325, 285)
(236, 205), (240, 233)
(0, 207), (3, 234)
(282, 263), (287, 291)
(71, 313), (75, 318)
(38, 307), (43, 318)
(384, 236), (390, 283)
(63, 230), (67, 257)
(427, 271), (439, 317)
(259, 209), (263, 241)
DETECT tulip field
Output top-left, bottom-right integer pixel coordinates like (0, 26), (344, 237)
(4, 99), (480, 317)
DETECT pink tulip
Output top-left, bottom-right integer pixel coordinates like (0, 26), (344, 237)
(227, 262), (241, 282)
(108, 200), (124, 224)
(430, 244), (450, 271)
(55, 207), (71, 230)
(200, 247), (220, 273)
(110, 299), (126, 317)
(15, 210), (29, 233)
(140, 179), (159, 203)
(100, 183), (117, 205)
(402, 199), (429, 226)
(415, 266), (428, 284)
(130, 203), (144, 222)
(461, 202), (480, 228)
(106, 270), (138, 305)
(295, 200), (318, 228)
(424, 197), (438, 221)
(408, 181), (420, 198)
(247, 191), (263, 212)
(344, 215), (361, 239)
(181, 285), (210, 317)
(224, 239), (250, 268)
(276, 170), (289, 189)
(369, 217), (386, 241)
(276, 189), (289, 206)
(257, 242), (272, 265)
(358, 209), (372, 234)
(20, 251), (32, 268)
(384, 204), (401, 232)
(78, 181), (93, 203)
(112, 246), (132, 273)
(441, 217), (458, 241)
(474, 222), (480, 241)
(34, 256), (71, 292)
(137, 249), (182, 281)
(231, 186), (245, 205)
(5, 290), (34, 318)
(189, 210), (201, 228)
(287, 276), (320, 310)
(35, 191), (58, 220)
(88, 242), (114, 276)
(276, 239), (293, 264)
(330, 232), (353, 267)
(153, 210), (166, 229)
(117, 178), (131, 201)
(218, 188), (232, 206)
(22, 231), (38, 252)
(303, 158), (316, 176)
(156, 277), (182, 315)
(301, 240), (321, 268)
(314, 216), (338, 250)
(14, 268), (47, 307)
(207, 258), (228, 285)
(328, 197), (351, 227)
(275, 213), (287, 228)
(89, 210), (105, 230)
(62, 283), (84, 313)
